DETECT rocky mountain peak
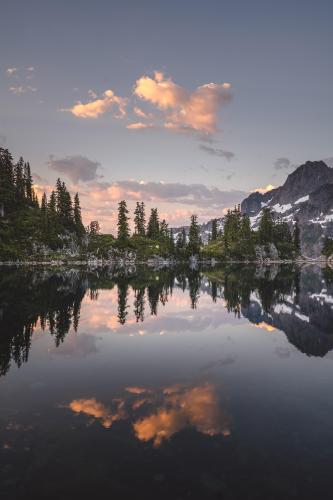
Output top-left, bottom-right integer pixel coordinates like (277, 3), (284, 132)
(275, 160), (333, 204)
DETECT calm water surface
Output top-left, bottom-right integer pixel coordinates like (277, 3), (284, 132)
(0, 264), (333, 500)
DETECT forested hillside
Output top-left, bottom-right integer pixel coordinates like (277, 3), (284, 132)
(0, 148), (85, 259)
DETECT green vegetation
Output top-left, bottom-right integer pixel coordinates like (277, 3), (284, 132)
(0, 147), (85, 259)
(0, 147), (304, 262)
(322, 236), (333, 258)
(203, 206), (300, 261)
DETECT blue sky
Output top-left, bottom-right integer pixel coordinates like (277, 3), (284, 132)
(1, 0), (332, 230)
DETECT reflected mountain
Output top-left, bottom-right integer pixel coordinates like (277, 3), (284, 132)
(0, 264), (333, 376)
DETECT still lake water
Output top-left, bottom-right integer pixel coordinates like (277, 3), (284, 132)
(0, 264), (333, 500)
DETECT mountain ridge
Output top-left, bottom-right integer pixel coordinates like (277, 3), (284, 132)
(172, 160), (333, 256)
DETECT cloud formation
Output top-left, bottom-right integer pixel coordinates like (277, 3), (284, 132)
(133, 106), (153, 120)
(133, 71), (232, 134)
(126, 122), (156, 130)
(48, 155), (101, 183)
(88, 179), (245, 209)
(68, 382), (231, 447)
(274, 157), (291, 170)
(199, 144), (235, 160)
(69, 89), (127, 119)
(69, 398), (125, 428)
(133, 383), (231, 447)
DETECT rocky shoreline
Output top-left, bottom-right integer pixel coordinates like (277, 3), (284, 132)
(0, 255), (329, 267)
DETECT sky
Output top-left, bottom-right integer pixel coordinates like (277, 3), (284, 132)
(1, 0), (333, 232)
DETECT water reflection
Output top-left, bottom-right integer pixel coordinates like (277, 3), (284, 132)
(0, 264), (333, 377)
(68, 383), (231, 447)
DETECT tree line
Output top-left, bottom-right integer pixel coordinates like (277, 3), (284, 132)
(0, 147), (85, 257)
(218, 205), (301, 259)
(115, 200), (202, 256)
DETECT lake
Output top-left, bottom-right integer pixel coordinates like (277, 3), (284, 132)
(0, 264), (333, 500)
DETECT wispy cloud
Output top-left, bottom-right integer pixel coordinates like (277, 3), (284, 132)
(70, 178), (247, 232)
(6, 67), (18, 76)
(133, 106), (153, 120)
(126, 122), (156, 130)
(199, 144), (235, 160)
(274, 157), (291, 170)
(67, 89), (127, 119)
(9, 85), (37, 95)
(47, 155), (102, 183)
(87, 179), (245, 209)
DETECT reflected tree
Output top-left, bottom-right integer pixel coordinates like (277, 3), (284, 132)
(117, 281), (129, 325)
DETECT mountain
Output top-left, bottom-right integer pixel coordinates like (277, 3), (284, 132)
(241, 161), (333, 256)
(172, 218), (224, 245)
(172, 161), (333, 257)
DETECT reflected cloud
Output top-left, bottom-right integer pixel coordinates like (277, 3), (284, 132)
(133, 383), (230, 447)
(68, 382), (231, 446)
(69, 398), (126, 429)
(50, 332), (100, 358)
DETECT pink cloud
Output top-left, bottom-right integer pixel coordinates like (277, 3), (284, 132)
(133, 71), (232, 134)
(69, 89), (127, 119)
(126, 122), (156, 130)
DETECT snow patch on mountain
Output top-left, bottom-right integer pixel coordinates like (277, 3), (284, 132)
(294, 195), (309, 204)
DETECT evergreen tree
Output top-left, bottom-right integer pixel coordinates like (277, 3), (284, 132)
(117, 200), (130, 240)
(134, 201), (146, 236)
(24, 162), (33, 202)
(0, 148), (15, 215)
(41, 193), (48, 235)
(176, 228), (186, 254)
(47, 190), (60, 247)
(55, 179), (74, 230)
(188, 214), (200, 254)
(293, 219), (301, 256)
(147, 208), (159, 239)
(89, 220), (100, 235)
(74, 193), (85, 236)
(258, 208), (274, 244)
(15, 157), (25, 203)
(322, 236), (333, 258)
(160, 219), (169, 238)
(169, 229), (175, 254)
(211, 218), (218, 241)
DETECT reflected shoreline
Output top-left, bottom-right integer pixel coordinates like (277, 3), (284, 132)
(1, 264), (333, 376)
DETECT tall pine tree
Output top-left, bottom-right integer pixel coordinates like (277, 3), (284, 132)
(188, 214), (200, 254)
(211, 219), (218, 241)
(117, 200), (130, 240)
(147, 208), (159, 239)
(74, 193), (85, 236)
(134, 201), (146, 236)
(293, 218), (301, 256)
